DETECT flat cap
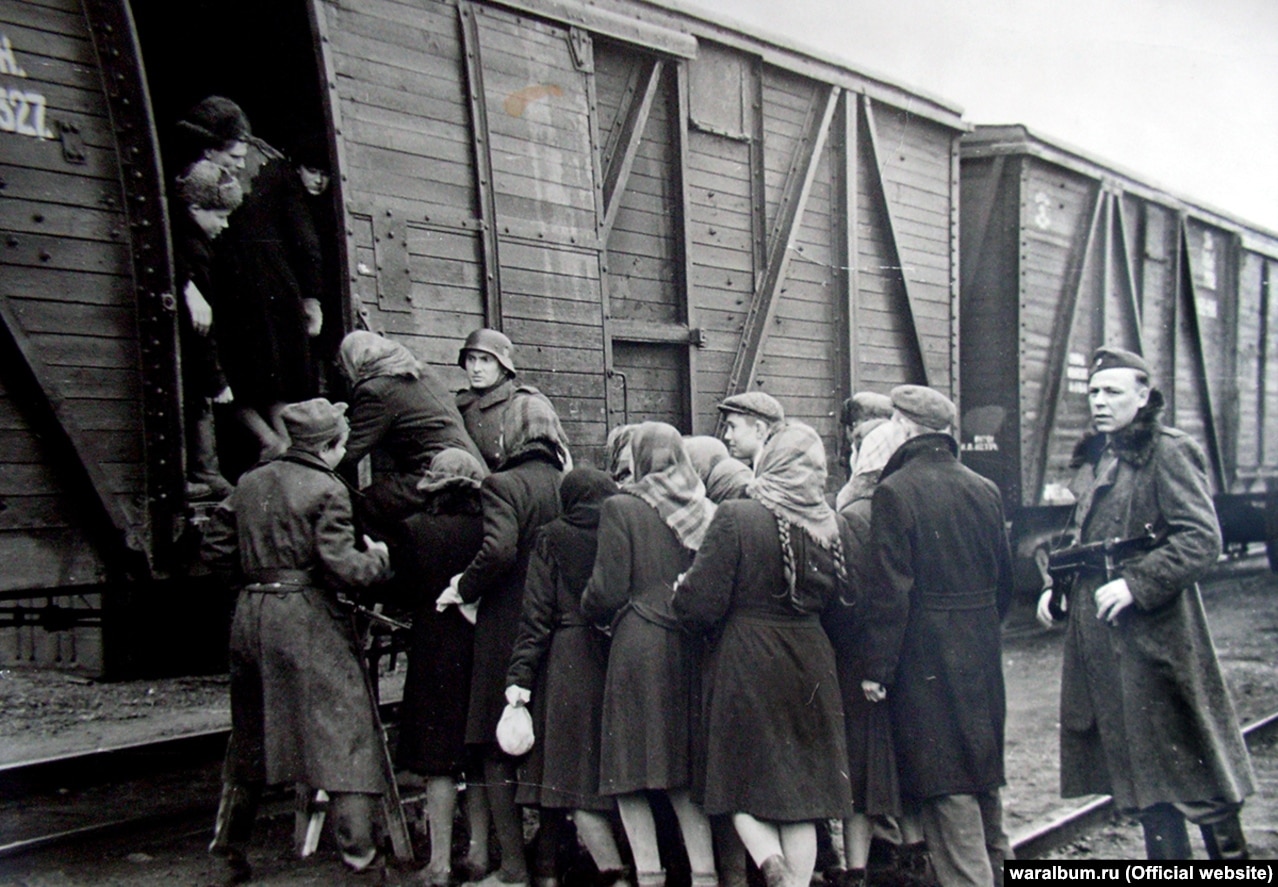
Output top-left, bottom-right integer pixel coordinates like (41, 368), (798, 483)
(841, 391), (894, 428)
(891, 384), (956, 431)
(717, 391), (784, 424)
(280, 398), (348, 449)
(1090, 346), (1151, 379)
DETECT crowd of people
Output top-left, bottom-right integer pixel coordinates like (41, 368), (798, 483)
(181, 95), (1255, 887)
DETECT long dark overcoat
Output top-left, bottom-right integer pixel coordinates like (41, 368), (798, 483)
(456, 378), (542, 471)
(506, 531), (613, 810)
(201, 450), (390, 793)
(396, 502), (484, 777)
(674, 500), (854, 821)
(458, 452), (562, 746)
(582, 494), (697, 795)
(826, 492), (900, 817)
(1058, 408), (1255, 810)
(861, 433), (1013, 803)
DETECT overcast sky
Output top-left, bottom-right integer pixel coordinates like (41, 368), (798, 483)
(692, 0), (1278, 233)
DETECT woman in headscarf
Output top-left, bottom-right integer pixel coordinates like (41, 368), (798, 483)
(683, 435), (754, 504)
(582, 423), (718, 887)
(605, 424), (636, 485)
(674, 422), (854, 887)
(337, 331), (483, 535)
(437, 394), (569, 887)
(826, 419), (923, 887)
(505, 468), (629, 887)
(396, 449), (491, 887)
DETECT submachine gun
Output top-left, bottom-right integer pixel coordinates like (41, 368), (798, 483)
(1045, 523), (1162, 621)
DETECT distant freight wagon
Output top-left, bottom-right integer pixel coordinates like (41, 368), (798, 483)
(0, 0), (962, 673)
(959, 125), (1278, 589)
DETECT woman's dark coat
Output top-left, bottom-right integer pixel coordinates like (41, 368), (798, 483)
(582, 494), (698, 795)
(341, 370), (484, 531)
(675, 499), (854, 821)
(1058, 401), (1254, 810)
(826, 492), (900, 817)
(505, 485), (615, 809)
(861, 433), (1013, 803)
(458, 453), (562, 747)
(214, 157), (323, 408)
(395, 492), (485, 777)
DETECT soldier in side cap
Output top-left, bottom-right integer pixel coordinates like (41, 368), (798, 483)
(1037, 347), (1254, 860)
(860, 385), (1014, 886)
(201, 398), (393, 880)
(716, 391), (785, 470)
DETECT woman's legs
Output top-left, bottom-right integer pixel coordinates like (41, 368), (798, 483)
(484, 755), (529, 882)
(667, 790), (715, 882)
(841, 813), (872, 870)
(617, 793), (661, 877)
(573, 809), (625, 873)
(778, 823), (817, 887)
(424, 777), (458, 879)
(465, 753), (492, 877)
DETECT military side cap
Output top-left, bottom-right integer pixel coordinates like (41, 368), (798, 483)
(890, 384), (956, 431)
(717, 391), (784, 424)
(280, 398), (349, 448)
(841, 391), (894, 427)
(1090, 346), (1151, 379)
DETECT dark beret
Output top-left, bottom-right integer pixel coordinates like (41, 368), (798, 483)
(280, 398), (349, 449)
(841, 391), (894, 427)
(717, 391), (784, 424)
(1090, 347), (1151, 379)
(890, 384), (956, 431)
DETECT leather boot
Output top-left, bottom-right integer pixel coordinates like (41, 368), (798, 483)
(1139, 804), (1192, 860)
(1199, 812), (1250, 860)
(208, 781), (260, 883)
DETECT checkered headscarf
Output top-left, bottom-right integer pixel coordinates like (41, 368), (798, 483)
(622, 422), (716, 551)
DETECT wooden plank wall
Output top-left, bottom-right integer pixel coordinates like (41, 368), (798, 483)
(0, 0), (140, 579)
(1236, 252), (1264, 481)
(1016, 160), (1097, 503)
(324, 0), (609, 456)
(957, 155), (1022, 508)
(1265, 258), (1278, 473)
(1182, 218), (1235, 488)
(0, 0), (144, 666)
(868, 104), (956, 393)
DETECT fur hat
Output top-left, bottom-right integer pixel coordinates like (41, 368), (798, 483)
(176, 96), (250, 149)
(280, 398), (348, 451)
(1090, 346), (1151, 380)
(176, 159), (243, 211)
(890, 385), (956, 431)
(717, 391), (784, 425)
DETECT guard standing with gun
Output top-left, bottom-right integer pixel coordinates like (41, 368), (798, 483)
(1036, 347), (1254, 860)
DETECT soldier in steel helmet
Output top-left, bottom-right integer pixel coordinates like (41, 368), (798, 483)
(455, 328), (569, 471)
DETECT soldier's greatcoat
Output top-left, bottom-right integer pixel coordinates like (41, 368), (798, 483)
(1058, 396), (1255, 810)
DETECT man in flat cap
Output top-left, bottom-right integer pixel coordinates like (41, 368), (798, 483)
(717, 391), (785, 470)
(1036, 347), (1254, 859)
(861, 385), (1014, 887)
(202, 398), (393, 880)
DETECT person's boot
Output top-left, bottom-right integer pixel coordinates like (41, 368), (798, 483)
(208, 782), (260, 884)
(1139, 804), (1192, 860)
(1200, 812), (1250, 860)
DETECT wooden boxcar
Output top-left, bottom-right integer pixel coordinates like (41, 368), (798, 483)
(0, 0), (963, 673)
(959, 125), (1278, 586)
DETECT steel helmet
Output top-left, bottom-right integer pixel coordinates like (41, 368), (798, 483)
(458, 328), (516, 375)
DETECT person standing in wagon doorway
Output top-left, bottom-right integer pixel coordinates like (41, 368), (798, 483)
(1037, 347), (1255, 860)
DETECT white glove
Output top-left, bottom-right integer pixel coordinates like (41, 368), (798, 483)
(505, 685), (531, 708)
